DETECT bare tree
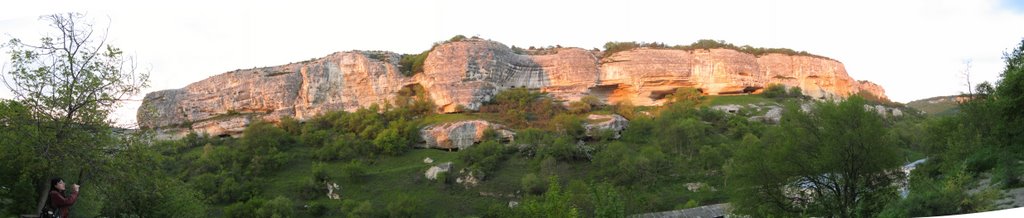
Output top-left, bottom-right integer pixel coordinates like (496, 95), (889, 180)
(2, 12), (149, 214)
(960, 59), (974, 96)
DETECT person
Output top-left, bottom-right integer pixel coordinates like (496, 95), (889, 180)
(47, 177), (80, 218)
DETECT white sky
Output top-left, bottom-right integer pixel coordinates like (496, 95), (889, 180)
(2, 0), (1023, 127)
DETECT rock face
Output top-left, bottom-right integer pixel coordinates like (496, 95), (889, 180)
(138, 51), (415, 137)
(139, 38), (889, 137)
(419, 120), (514, 150)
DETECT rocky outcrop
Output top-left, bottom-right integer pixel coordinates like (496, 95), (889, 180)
(138, 51), (415, 137)
(584, 114), (629, 139)
(139, 38), (889, 138)
(425, 162), (452, 180)
(419, 120), (514, 150)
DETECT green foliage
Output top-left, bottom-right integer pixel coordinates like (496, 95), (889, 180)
(515, 177), (580, 217)
(340, 199), (375, 217)
(594, 142), (670, 186)
(762, 84), (788, 98)
(602, 39), (831, 60)
(387, 194), (427, 217)
(241, 121), (297, 177)
(459, 140), (513, 178)
(566, 101), (592, 114)
(374, 126), (409, 155)
(340, 161), (369, 183)
(521, 173), (548, 195)
(666, 87), (704, 106)
(224, 196), (294, 218)
(879, 164), (999, 217)
(727, 96), (904, 217)
(399, 50), (429, 76)
(1, 13), (150, 215)
(480, 88), (564, 127)
(449, 34), (468, 42)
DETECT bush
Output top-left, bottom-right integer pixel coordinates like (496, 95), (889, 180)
(387, 194), (427, 217)
(522, 173), (548, 195)
(459, 140), (512, 177)
(762, 84), (788, 98)
(341, 161), (369, 183)
(567, 101), (591, 114)
(312, 161), (329, 181)
(341, 199), (376, 217)
(399, 50), (429, 76)
(373, 126), (409, 155)
(307, 202), (328, 217)
(541, 136), (588, 161)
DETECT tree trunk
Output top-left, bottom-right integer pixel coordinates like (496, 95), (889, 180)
(34, 179), (49, 214)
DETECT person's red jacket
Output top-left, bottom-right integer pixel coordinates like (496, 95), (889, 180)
(49, 190), (78, 217)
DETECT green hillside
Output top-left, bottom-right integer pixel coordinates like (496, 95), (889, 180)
(906, 95), (962, 116)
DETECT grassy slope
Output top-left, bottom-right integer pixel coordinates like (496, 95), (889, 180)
(701, 94), (775, 107)
(906, 95), (961, 116)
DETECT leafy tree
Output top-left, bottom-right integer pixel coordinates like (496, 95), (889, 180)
(515, 177), (580, 217)
(373, 126), (408, 155)
(666, 87), (703, 106)
(762, 84), (788, 98)
(727, 96), (904, 217)
(2, 13), (149, 214)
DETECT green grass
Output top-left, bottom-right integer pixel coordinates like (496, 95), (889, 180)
(701, 94), (775, 106)
(420, 113), (491, 125)
(253, 148), (519, 216)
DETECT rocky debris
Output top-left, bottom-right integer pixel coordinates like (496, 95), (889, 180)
(326, 182), (341, 200)
(685, 182), (717, 192)
(419, 120), (514, 150)
(456, 168), (480, 188)
(633, 203), (731, 218)
(712, 105), (742, 114)
(191, 115), (252, 137)
(423, 157), (434, 164)
(508, 201), (519, 208)
(862, 104), (904, 118)
(584, 114), (629, 139)
(139, 39), (889, 138)
(425, 162), (452, 180)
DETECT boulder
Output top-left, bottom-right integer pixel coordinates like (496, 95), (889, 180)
(584, 114), (629, 139)
(425, 162), (452, 180)
(419, 120), (514, 150)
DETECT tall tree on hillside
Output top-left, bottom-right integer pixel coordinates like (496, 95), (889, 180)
(726, 96), (904, 217)
(1, 12), (149, 214)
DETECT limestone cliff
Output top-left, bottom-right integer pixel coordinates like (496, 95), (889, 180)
(138, 38), (888, 137)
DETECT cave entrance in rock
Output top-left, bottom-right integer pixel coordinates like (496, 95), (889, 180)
(589, 84), (634, 105)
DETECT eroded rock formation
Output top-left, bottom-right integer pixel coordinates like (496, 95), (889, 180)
(418, 120), (515, 150)
(138, 38), (888, 137)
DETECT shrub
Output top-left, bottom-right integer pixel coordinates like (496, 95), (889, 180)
(763, 84), (788, 98)
(307, 202), (328, 217)
(341, 161), (369, 183)
(341, 199), (375, 217)
(567, 101), (592, 114)
(387, 194), (426, 217)
(522, 173), (548, 195)
(373, 126), (409, 155)
(460, 140), (512, 178)
(399, 50), (430, 76)
(312, 161), (329, 181)
(787, 86), (804, 98)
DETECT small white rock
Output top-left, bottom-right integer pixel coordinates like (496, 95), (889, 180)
(423, 157), (434, 164)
